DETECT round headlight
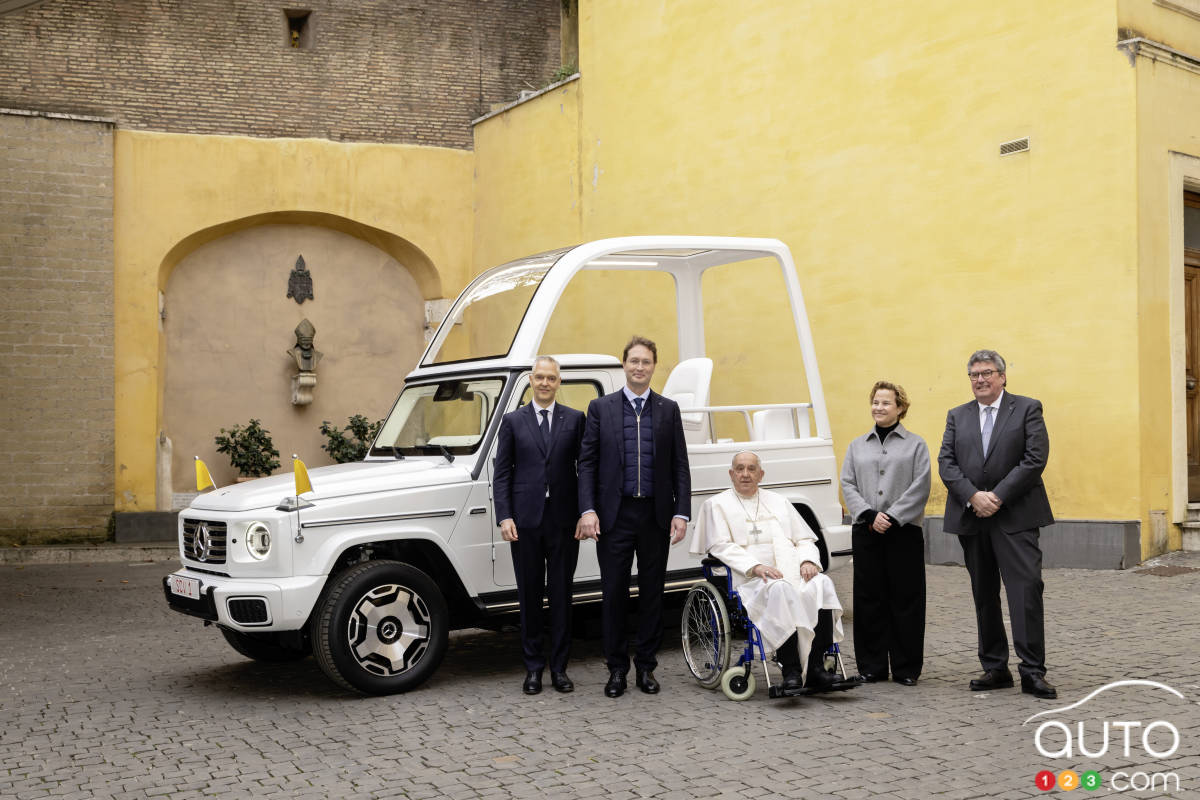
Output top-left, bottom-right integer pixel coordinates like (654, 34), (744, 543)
(245, 522), (272, 560)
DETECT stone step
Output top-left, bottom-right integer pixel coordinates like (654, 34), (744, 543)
(1185, 529), (1200, 552)
(0, 542), (177, 565)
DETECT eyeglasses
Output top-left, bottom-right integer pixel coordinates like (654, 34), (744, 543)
(968, 369), (998, 381)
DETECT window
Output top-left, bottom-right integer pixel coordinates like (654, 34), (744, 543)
(517, 379), (603, 412)
(284, 9), (312, 49)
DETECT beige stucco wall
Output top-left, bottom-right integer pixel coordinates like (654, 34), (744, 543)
(163, 224), (425, 493)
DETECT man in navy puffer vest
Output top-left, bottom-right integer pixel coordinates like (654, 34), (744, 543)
(578, 335), (691, 698)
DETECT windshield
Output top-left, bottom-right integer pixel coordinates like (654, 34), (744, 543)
(423, 248), (571, 365)
(370, 377), (506, 457)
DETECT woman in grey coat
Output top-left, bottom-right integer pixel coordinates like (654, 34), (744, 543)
(840, 381), (931, 686)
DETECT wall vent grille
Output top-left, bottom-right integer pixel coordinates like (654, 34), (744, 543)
(1000, 137), (1030, 156)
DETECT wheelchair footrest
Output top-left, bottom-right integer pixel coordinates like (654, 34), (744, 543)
(768, 679), (859, 699)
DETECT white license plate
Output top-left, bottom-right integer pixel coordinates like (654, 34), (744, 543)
(169, 574), (201, 601)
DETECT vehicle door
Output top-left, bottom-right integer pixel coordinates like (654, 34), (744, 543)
(487, 372), (606, 587)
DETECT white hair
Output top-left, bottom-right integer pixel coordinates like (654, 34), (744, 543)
(730, 450), (762, 469)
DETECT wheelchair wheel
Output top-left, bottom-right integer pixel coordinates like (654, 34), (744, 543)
(681, 582), (731, 689)
(720, 666), (756, 701)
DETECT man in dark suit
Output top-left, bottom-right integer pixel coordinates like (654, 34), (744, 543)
(577, 335), (691, 698)
(493, 356), (586, 695)
(938, 349), (1056, 699)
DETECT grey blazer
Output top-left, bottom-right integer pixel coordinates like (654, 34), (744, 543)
(840, 423), (931, 527)
(937, 392), (1053, 535)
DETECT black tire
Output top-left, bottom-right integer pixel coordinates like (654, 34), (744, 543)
(681, 582), (731, 689)
(219, 627), (310, 662)
(310, 560), (449, 695)
(794, 504), (830, 571)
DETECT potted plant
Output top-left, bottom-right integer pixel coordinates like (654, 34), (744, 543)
(214, 418), (281, 479)
(320, 414), (383, 463)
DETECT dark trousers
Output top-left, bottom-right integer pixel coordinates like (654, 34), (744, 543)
(958, 525), (1046, 680)
(852, 522), (926, 680)
(510, 505), (580, 673)
(597, 496), (669, 673)
(777, 609), (835, 680)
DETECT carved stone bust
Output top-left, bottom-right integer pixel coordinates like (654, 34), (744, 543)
(287, 318), (323, 372)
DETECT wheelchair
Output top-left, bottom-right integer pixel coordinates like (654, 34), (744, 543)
(681, 556), (855, 701)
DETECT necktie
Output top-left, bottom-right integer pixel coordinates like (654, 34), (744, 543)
(982, 406), (995, 456)
(633, 397), (644, 415)
(539, 408), (550, 449)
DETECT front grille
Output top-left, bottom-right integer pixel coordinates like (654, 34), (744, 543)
(227, 597), (270, 625)
(181, 519), (228, 565)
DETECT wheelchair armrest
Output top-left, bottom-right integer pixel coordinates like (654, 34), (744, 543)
(700, 556), (725, 568)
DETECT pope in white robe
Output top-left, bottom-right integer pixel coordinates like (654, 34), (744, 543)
(690, 451), (845, 687)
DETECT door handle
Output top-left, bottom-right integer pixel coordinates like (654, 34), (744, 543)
(1189, 376), (1197, 391)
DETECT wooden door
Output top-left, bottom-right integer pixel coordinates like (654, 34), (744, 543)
(1188, 262), (1200, 501)
(1187, 191), (1200, 500)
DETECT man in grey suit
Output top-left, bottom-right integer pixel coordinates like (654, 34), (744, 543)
(938, 349), (1057, 699)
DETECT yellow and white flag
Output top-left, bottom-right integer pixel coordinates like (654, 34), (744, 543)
(195, 457), (216, 492)
(293, 455), (313, 496)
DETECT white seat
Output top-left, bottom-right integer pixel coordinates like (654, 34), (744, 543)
(663, 357), (713, 443)
(751, 407), (810, 440)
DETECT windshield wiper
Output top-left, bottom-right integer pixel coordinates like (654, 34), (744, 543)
(411, 444), (457, 463)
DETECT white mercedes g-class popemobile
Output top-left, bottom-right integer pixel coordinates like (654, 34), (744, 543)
(165, 236), (850, 695)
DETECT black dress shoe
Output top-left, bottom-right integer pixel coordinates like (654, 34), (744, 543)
(604, 670), (627, 698)
(781, 669), (803, 691)
(1021, 675), (1058, 699)
(522, 669), (543, 695)
(969, 669), (1015, 691)
(805, 668), (839, 693)
(550, 671), (574, 693)
(895, 676), (918, 687)
(853, 672), (886, 683)
(635, 669), (660, 694)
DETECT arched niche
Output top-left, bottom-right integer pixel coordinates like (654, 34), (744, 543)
(161, 220), (429, 497)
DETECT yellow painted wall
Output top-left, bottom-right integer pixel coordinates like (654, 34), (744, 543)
(474, 0), (1146, 523)
(113, 131), (473, 511)
(473, 79), (583, 265)
(1122, 2), (1200, 554)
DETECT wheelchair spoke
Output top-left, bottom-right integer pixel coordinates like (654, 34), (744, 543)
(680, 582), (731, 689)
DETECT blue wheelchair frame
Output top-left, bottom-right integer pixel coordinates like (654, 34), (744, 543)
(702, 558), (769, 670)
(684, 556), (848, 700)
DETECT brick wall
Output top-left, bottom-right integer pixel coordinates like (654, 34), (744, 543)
(0, 0), (562, 148)
(0, 111), (114, 544)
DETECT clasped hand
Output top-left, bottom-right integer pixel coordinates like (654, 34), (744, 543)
(969, 491), (1003, 518)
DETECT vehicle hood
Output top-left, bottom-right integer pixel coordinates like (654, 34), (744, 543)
(188, 459), (473, 513)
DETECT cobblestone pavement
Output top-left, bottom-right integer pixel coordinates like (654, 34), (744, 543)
(2, 552), (1199, 799)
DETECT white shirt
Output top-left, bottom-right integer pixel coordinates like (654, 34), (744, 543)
(978, 390), (1004, 433)
(531, 399), (555, 433)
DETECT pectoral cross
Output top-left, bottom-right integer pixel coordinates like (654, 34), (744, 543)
(747, 519), (764, 543)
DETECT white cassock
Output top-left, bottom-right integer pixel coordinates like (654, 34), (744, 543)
(691, 488), (844, 672)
